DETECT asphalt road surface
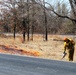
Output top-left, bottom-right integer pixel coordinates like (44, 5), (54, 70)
(0, 54), (76, 75)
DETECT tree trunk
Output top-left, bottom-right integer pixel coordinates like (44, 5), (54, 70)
(23, 30), (26, 43)
(43, 0), (48, 41)
(27, 0), (30, 41)
(14, 24), (16, 39)
(69, 0), (76, 18)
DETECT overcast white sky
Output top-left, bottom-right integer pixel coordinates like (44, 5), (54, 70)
(44, 0), (71, 10)
(45, 0), (69, 3)
(45, 0), (70, 5)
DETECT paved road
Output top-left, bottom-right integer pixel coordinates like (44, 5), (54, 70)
(0, 54), (76, 75)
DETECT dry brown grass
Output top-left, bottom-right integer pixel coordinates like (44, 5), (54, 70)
(0, 34), (76, 62)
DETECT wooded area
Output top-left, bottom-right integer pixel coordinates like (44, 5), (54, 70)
(0, 0), (76, 42)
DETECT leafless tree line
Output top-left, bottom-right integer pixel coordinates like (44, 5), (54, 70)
(0, 0), (76, 42)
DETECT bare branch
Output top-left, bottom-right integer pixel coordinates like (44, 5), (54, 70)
(44, 2), (76, 23)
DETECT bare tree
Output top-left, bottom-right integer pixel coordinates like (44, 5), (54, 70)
(26, 0), (30, 41)
(50, 0), (76, 23)
(43, 0), (48, 41)
(69, 0), (76, 18)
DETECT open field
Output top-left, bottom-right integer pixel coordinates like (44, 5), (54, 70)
(0, 34), (76, 62)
